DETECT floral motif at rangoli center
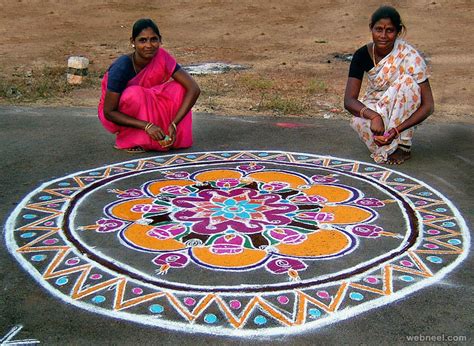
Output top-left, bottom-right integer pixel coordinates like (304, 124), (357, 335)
(83, 164), (394, 279)
(172, 188), (298, 234)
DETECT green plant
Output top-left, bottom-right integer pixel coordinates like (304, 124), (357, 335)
(263, 96), (306, 115)
(307, 79), (327, 94)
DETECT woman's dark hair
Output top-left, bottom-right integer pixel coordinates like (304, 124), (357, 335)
(370, 5), (405, 34)
(132, 18), (162, 40)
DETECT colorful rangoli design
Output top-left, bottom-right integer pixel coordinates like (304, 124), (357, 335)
(5, 151), (469, 336)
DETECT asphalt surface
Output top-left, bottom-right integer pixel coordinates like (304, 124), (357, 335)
(0, 106), (472, 345)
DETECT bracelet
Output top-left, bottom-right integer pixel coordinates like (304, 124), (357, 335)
(144, 122), (153, 132)
(393, 127), (400, 138)
(359, 106), (368, 119)
(171, 122), (177, 132)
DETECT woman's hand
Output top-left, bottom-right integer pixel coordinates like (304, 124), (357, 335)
(167, 122), (177, 141)
(145, 123), (166, 142)
(159, 122), (176, 148)
(344, 77), (385, 136)
(373, 128), (397, 146)
(369, 114), (385, 135)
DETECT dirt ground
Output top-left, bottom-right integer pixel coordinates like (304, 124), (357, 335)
(0, 0), (473, 122)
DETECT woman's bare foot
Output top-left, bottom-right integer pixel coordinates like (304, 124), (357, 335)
(386, 147), (411, 165)
(113, 145), (146, 154)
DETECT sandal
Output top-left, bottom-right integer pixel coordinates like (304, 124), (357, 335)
(113, 145), (146, 154)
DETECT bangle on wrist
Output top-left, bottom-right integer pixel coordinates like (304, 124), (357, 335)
(393, 127), (400, 138)
(171, 122), (177, 132)
(144, 122), (153, 132)
(359, 106), (368, 119)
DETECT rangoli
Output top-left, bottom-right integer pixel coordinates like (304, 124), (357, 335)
(5, 151), (469, 336)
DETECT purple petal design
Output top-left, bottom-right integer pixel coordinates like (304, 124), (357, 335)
(215, 178), (241, 189)
(172, 188), (298, 235)
(311, 174), (338, 184)
(269, 228), (307, 244)
(210, 234), (245, 254)
(297, 212), (335, 222)
(350, 224), (383, 238)
(117, 189), (143, 198)
(131, 204), (169, 213)
(96, 218), (125, 233)
(266, 257), (307, 274)
(164, 171), (190, 179)
(153, 253), (189, 268)
(356, 198), (385, 207)
(160, 185), (192, 196)
(148, 224), (187, 240)
(237, 163), (265, 172)
(261, 182), (290, 192)
(290, 195), (327, 204)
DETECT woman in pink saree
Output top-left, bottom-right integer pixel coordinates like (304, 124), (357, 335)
(344, 6), (434, 164)
(98, 19), (200, 153)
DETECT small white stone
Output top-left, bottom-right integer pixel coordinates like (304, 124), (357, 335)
(67, 56), (89, 69)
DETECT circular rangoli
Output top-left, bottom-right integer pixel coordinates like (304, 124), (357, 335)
(5, 151), (469, 336)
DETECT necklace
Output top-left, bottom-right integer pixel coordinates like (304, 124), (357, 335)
(371, 43), (377, 66)
(131, 52), (138, 74)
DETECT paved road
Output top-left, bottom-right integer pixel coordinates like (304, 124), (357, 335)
(1, 106), (472, 345)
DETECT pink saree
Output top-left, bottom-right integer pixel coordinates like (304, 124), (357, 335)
(98, 48), (192, 151)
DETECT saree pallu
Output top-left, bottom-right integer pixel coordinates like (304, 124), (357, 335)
(98, 48), (192, 151)
(350, 39), (429, 163)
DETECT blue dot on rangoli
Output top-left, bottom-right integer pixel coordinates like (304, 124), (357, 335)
(309, 308), (322, 318)
(149, 304), (164, 314)
(39, 195), (53, 201)
(427, 256), (443, 264)
(55, 277), (69, 286)
(91, 295), (106, 304)
(124, 164), (135, 168)
(58, 182), (70, 187)
(400, 275), (414, 282)
(21, 232), (36, 238)
(254, 315), (267, 325)
(364, 167), (376, 171)
(435, 208), (447, 212)
(448, 239), (461, 245)
(23, 214), (37, 220)
(204, 314), (218, 324)
(349, 292), (364, 301)
(31, 255), (47, 262)
(442, 222), (456, 228)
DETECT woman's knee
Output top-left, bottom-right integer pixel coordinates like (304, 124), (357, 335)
(118, 86), (145, 114)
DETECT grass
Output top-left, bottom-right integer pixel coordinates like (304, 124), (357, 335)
(0, 65), (344, 117)
(307, 79), (327, 94)
(192, 72), (331, 116)
(0, 65), (102, 103)
(239, 75), (273, 91)
(262, 95), (307, 115)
